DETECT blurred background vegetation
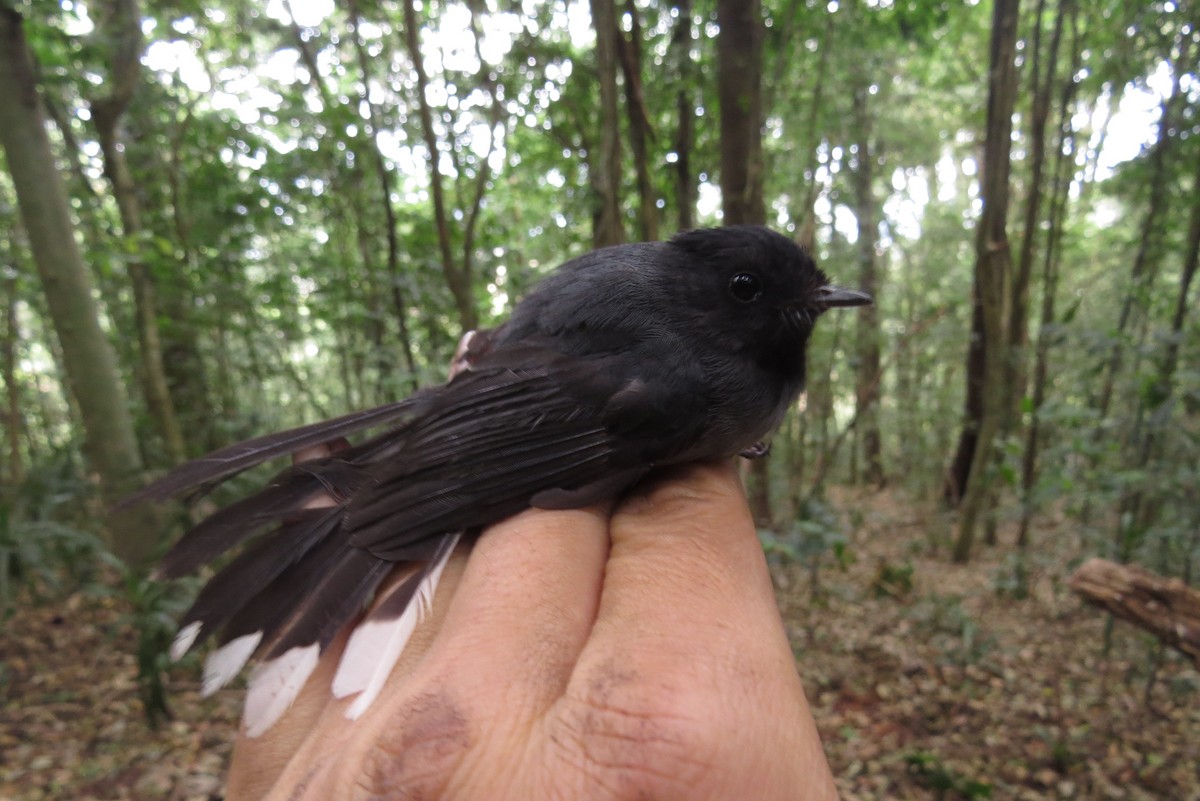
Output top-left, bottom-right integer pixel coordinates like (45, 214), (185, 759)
(0, 0), (1197, 798)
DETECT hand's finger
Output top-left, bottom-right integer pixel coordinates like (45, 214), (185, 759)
(415, 505), (611, 710)
(569, 461), (837, 801)
(579, 460), (791, 670)
(297, 509), (612, 801)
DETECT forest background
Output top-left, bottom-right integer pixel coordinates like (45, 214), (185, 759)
(0, 0), (1197, 799)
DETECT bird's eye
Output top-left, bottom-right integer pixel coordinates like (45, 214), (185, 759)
(728, 272), (763, 303)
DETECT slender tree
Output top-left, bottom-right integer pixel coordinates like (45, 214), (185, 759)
(850, 65), (884, 487)
(1093, 31), (1190, 422)
(0, 5), (161, 566)
(1009, 0), (1067, 412)
(716, 0), (770, 524)
(1114, 143), (1200, 558)
(402, 0), (479, 332)
(458, 0), (507, 321)
(953, 0), (1022, 563)
(590, 0), (625, 247)
(717, 0), (765, 226)
(618, 0), (657, 241)
(1017, 0), (1080, 548)
(346, 0), (419, 394)
(1, 259), (22, 485)
(670, 0), (697, 232)
(88, 0), (186, 464)
(153, 101), (216, 454)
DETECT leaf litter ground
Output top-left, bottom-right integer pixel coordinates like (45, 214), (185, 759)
(2, 487), (1198, 800)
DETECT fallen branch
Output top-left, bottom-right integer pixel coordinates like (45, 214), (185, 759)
(1068, 557), (1200, 669)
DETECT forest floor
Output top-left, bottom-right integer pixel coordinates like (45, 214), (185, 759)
(2, 486), (1199, 801)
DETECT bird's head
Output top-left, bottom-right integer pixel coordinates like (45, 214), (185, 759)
(669, 226), (871, 375)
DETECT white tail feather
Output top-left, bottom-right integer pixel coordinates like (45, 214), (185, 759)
(170, 621), (202, 662)
(242, 643), (320, 737)
(334, 533), (461, 720)
(202, 631), (262, 696)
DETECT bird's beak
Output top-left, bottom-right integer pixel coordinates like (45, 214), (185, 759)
(815, 285), (873, 309)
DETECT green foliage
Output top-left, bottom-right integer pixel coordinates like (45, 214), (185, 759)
(761, 495), (850, 564)
(0, 512), (115, 617)
(760, 495), (852, 601)
(112, 571), (200, 729)
(904, 752), (993, 800)
(0, 452), (117, 617)
(905, 593), (997, 667)
(0, 446), (198, 726)
(871, 559), (914, 599)
(991, 553), (1031, 600)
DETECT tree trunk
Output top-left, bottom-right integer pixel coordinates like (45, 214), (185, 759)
(793, 11), (836, 253)
(1018, 1), (1080, 547)
(347, 0), (419, 394)
(1, 265), (22, 485)
(670, 0), (696, 232)
(1158, 147), (1200, 391)
(618, 0), (657, 242)
(0, 7), (162, 567)
(717, 0), (769, 524)
(850, 75), (884, 488)
(1008, 0), (1066, 418)
(944, 137), (987, 504)
(1093, 32), (1188, 421)
(280, 1), (401, 401)
(160, 103), (216, 454)
(982, 0), (1068, 548)
(1113, 143), (1200, 555)
(589, 0), (625, 247)
(717, 0), (765, 226)
(944, 300), (984, 505)
(402, 0), (478, 332)
(282, 0), (334, 109)
(952, 0), (1021, 563)
(88, 0), (186, 465)
(460, 0), (505, 317)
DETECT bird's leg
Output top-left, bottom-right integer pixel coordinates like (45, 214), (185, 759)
(739, 441), (770, 459)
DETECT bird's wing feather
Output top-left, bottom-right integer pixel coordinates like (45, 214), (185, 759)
(170, 507), (343, 652)
(345, 346), (706, 557)
(157, 463), (362, 578)
(116, 394), (434, 509)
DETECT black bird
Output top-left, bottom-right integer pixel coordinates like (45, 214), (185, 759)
(126, 225), (871, 735)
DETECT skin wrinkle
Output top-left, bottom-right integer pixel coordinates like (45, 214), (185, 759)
(551, 659), (716, 798)
(283, 768), (318, 801)
(617, 470), (718, 521)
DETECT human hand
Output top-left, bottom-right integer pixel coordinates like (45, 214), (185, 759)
(225, 460), (837, 801)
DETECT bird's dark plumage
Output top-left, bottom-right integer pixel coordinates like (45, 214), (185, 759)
(130, 225), (871, 735)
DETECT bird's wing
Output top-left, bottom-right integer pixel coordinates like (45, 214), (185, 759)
(345, 342), (707, 558)
(155, 340), (707, 735)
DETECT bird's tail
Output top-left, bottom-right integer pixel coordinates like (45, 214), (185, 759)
(122, 394), (452, 735)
